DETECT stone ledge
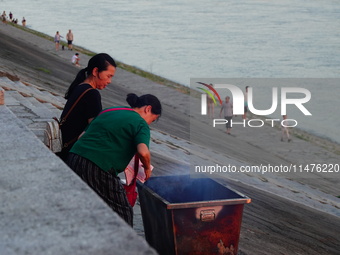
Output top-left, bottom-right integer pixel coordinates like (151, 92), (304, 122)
(0, 105), (157, 255)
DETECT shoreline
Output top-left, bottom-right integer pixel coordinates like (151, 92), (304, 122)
(3, 23), (340, 154)
(6, 22), (192, 95)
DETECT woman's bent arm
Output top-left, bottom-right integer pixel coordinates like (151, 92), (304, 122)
(137, 143), (152, 180)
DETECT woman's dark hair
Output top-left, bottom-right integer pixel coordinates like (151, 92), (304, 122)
(126, 93), (162, 116)
(65, 53), (116, 99)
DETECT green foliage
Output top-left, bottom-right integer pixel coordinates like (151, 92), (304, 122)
(35, 67), (51, 74)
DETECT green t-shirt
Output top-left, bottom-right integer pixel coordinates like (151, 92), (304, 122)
(70, 107), (150, 175)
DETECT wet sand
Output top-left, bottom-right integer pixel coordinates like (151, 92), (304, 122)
(1, 23), (339, 254)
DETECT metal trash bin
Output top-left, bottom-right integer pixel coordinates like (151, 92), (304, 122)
(137, 175), (251, 255)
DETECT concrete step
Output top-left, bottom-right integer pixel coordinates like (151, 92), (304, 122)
(43, 102), (62, 117)
(2, 90), (21, 106)
(25, 97), (60, 119)
(1, 76), (65, 142)
(20, 83), (65, 108)
(5, 90), (37, 109)
(1, 77), (62, 143)
(23, 82), (66, 107)
(41, 90), (66, 105)
(0, 77), (36, 96)
(27, 120), (48, 142)
(24, 85), (65, 106)
(4, 90), (61, 142)
(0, 77), (65, 108)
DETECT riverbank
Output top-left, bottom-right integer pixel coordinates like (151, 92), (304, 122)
(1, 22), (340, 254)
(4, 22), (192, 95)
(4, 22), (340, 154)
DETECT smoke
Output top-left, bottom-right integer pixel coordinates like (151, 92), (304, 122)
(141, 175), (245, 204)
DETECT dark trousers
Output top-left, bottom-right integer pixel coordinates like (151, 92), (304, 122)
(67, 153), (133, 226)
(225, 116), (232, 129)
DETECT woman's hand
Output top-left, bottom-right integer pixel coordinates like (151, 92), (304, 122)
(144, 167), (152, 181)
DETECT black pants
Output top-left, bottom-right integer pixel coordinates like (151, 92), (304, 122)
(225, 116), (232, 129)
(67, 153), (133, 226)
(56, 140), (75, 163)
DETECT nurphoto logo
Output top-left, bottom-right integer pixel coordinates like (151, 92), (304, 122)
(197, 82), (312, 128)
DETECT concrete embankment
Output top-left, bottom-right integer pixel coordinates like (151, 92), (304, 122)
(1, 23), (340, 255)
(0, 104), (157, 254)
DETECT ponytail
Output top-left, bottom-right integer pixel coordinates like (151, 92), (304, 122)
(65, 68), (87, 99)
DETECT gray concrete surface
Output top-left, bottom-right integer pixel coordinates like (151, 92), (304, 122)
(0, 104), (157, 254)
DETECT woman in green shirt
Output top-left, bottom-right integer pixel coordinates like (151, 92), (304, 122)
(67, 93), (161, 226)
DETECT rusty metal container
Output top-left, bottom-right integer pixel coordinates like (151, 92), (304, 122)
(137, 175), (251, 255)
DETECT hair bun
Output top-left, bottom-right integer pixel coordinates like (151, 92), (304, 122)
(126, 93), (162, 115)
(126, 93), (140, 107)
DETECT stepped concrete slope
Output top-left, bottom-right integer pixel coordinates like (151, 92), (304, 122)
(0, 86), (157, 254)
(0, 76), (65, 142)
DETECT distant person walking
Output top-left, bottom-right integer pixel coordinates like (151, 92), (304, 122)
(66, 29), (74, 50)
(1, 11), (7, 24)
(54, 31), (62, 50)
(21, 17), (26, 27)
(281, 115), (291, 142)
(71, 53), (80, 67)
(9, 12), (13, 21)
(220, 96), (233, 135)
